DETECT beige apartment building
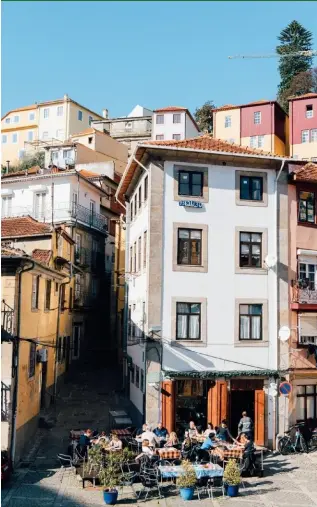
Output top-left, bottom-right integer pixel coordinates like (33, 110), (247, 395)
(1, 95), (103, 165)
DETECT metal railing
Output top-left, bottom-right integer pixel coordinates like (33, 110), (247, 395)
(291, 280), (317, 304)
(74, 291), (98, 308)
(1, 381), (10, 422)
(299, 335), (317, 346)
(71, 203), (108, 233)
(74, 247), (105, 271)
(1, 300), (14, 336)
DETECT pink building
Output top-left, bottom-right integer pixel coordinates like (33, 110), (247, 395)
(289, 93), (317, 162)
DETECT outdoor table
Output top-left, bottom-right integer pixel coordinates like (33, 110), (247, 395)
(155, 447), (181, 460)
(210, 445), (244, 461)
(158, 463), (223, 479)
(111, 428), (132, 437)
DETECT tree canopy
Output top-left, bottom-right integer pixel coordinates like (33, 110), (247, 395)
(194, 100), (215, 134)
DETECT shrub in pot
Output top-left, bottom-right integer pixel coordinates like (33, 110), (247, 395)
(98, 454), (121, 505)
(176, 460), (197, 501)
(223, 459), (241, 497)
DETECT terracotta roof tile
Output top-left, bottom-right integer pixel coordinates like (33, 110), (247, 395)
(142, 134), (279, 157)
(292, 163), (317, 182)
(1, 166), (40, 179)
(78, 169), (101, 178)
(1, 216), (52, 238)
(32, 249), (52, 265)
(1, 104), (37, 120)
(71, 127), (96, 137)
(288, 93), (317, 101)
(213, 99), (281, 113)
(154, 106), (187, 112)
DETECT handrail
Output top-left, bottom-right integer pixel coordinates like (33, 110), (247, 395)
(1, 300), (14, 335)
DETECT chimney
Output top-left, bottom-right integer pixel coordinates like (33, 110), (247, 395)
(64, 94), (69, 101)
(6, 161), (10, 174)
(102, 109), (109, 119)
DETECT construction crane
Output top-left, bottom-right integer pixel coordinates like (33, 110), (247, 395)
(228, 50), (317, 59)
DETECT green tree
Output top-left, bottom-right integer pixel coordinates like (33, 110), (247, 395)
(277, 20), (313, 110)
(194, 100), (215, 134)
(2, 151), (45, 175)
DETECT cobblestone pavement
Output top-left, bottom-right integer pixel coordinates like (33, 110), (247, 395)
(2, 367), (317, 507)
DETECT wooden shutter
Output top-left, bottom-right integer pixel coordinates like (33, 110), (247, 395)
(211, 380), (228, 425)
(161, 381), (175, 433)
(255, 389), (265, 446)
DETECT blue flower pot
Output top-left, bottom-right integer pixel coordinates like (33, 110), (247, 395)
(227, 484), (239, 497)
(103, 489), (118, 505)
(179, 487), (194, 501)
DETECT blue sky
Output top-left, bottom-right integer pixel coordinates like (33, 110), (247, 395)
(2, 1), (317, 117)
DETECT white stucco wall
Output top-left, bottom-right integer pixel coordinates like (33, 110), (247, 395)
(185, 115), (200, 138)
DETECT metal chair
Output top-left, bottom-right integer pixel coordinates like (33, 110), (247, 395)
(57, 454), (76, 482)
(195, 476), (212, 500)
(138, 470), (164, 500)
(209, 476), (225, 498)
(118, 471), (138, 499)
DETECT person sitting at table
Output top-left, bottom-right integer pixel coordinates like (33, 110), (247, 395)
(153, 422), (168, 439)
(197, 433), (218, 460)
(92, 431), (108, 445)
(204, 423), (216, 438)
(106, 433), (123, 451)
(79, 429), (93, 455)
(188, 421), (198, 438)
(240, 434), (256, 475)
(164, 431), (179, 447)
(135, 439), (155, 461)
(137, 426), (159, 447)
(136, 423), (147, 436)
(216, 420), (235, 442)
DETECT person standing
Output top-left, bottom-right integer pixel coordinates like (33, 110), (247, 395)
(238, 411), (254, 440)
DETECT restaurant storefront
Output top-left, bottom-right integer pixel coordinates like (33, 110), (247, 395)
(161, 376), (268, 446)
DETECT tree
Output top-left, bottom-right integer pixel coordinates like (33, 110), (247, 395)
(276, 21), (313, 109)
(278, 67), (317, 112)
(1, 151), (45, 175)
(194, 100), (215, 134)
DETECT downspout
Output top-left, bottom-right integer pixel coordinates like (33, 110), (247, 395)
(53, 276), (71, 401)
(10, 260), (35, 468)
(115, 217), (122, 363)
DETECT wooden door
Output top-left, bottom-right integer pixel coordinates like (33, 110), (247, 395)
(161, 381), (175, 433)
(255, 389), (265, 446)
(211, 380), (228, 425)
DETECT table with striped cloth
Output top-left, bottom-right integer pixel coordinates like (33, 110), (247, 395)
(155, 447), (181, 460)
(210, 446), (244, 461)
(111, 429), (131, 437)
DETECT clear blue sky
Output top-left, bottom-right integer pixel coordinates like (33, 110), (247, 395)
(2, 1), (317, 117)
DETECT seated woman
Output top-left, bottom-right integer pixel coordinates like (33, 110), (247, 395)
(135, 439), (155, 461)
(164, 431), (179, 447)
(106, 433), (123, 451)
(204, 423), (216, 438)
(216, 420), (240, 445)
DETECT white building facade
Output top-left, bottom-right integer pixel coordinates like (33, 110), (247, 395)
(152, 107), (200, 142)
(117, 136), (291, 447)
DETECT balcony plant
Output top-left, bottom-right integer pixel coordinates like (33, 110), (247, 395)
(223, 459), (241, 497)
(176, 460), (197, 500)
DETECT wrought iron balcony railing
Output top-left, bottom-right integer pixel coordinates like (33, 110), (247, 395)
(291, 279), (317, 304)
(1, 381), (10, 422)
(1, 300), (14, 337)
(71, 203), (108, 233)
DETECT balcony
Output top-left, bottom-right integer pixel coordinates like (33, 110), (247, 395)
(74, 247), (105, 271)
(74, 291), (97, 309)
(1, 381), (10, 422)
(71, 203), (108, 234)
(291, 279), (317, 305)
(1, 300), (14, 341)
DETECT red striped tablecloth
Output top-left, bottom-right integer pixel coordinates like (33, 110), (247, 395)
(210, 446), (243, 460)
(155, 448), (181, 460)
(111, 429), (131, 437)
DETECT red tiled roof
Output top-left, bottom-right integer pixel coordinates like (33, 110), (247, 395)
(1, 104), (37, 120)
(213, 99), (283, 113)
(288, 93), (317, 101)
(71, 127), (96, 137)
(1, 166), (40, 179)
(292, 163), (317, 182)
(142, 134), (278, 156)
(78, 169), (101, 179)
(32, 249), (52, 265)
(1, 216), (52, 238)
(154, 106), (187, 112)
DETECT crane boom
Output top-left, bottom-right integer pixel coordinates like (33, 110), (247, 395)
(228, 50), (317, 59)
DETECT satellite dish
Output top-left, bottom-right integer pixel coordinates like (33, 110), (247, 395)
(265, 255), (277, 268)
(279, 326), (291, 342)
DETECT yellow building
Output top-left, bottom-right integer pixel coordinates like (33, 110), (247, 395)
(1, 95), (103, 166)
(1, 216), (74, 465)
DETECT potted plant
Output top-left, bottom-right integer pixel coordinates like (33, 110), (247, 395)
(223, 459), (241, 497)
(176, 460), (197, 501)
(98, 454), (121, 505)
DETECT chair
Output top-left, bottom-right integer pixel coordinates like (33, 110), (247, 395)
(57, 454), (76, 482)
(209, 476), (225, 498)
(118, 471), (138, 499)
(138, 470), (164, 500)
(195, 477), (212, 500)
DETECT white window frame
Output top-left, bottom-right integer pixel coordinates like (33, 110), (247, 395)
(43, 108), (49, 119)
(258, 135), (264, 148)
(156, 134), (164, 140)
(302, 130), (310, 144)
(173, 134), (181, 140)
(29, 112), (35, 121)
(28, 130), (34, 142)
(42, 131), (49, 140)
(1, 196), (12, 217)
(52, 151), (59, 162)
(173, 113), (181, 124)
(311, 129), (317, 143)
(306, 105), (313, 119)
(5, 117), (10, 124)
(57, 105), (63, 116)
(299, 313), (317, 346)
(63, 149), (72, 159)
(225, 115), (232, 128)
(56, 129), (64, 140)
(12, 133), (18, 144)
(156, 114), (164, 124)
(2, 134), (7, 144)
(250, 136), (257, 148)
(33, 192), (46, 220)
(254, 111), (261, 124)
(78, 110), (83, 121)
(13, 115), (20, 123)
(299, 262), (317, 290)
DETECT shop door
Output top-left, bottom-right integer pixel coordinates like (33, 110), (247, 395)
(255, 390), (265, 446)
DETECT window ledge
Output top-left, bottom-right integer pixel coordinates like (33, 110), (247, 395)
(171, 339), (207, 347)
(173, 263), (207, 273)
(236, 199), (267, 207)
(235, 267), (268, 275)
(31, 308), (39, 313)
(234, 340), (269, 347)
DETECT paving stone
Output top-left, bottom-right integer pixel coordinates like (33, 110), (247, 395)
(265, 490), (315, 505)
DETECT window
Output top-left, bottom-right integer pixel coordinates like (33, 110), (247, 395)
(56, 129), (64, 139)
(5, 117), (10, 124)
(134, 194), (137, 215)
(239, 304), (262, 340)
(90, 200), (96, 220)
(1, 196), (12, 217)
(176, 302), (201, 340)
(133, 241), (137, 272)
(177, 228), (202, 265)
(135, 366), (140, 388)
(18, 150), (25, 160)
(28, 130), (34, 142)
(156, 135), (164, 140)
(173, 134), (181, 140)
(73, 326), (80, 359)
(254, 111), (261, 124)
(130, 246), (133, 273)
(31, 275), (40, 310)
(69, 287), (73, 311)
(43, 108), (49, 119)
(63, 149), (72, 159)
(258, 135), (264, 148)
(12, 133), (18, 144)
(75, 274), (82, 301)
(312, 129), (317, 142)
(33, 192), (46, 219)
(296, 385), (317, 422)
(302, 130), (310, 143)
(240, 175), (263, 201)
(138, 236), (141, 272)
(57, 106), (63, 116)
(28, 342), (36, 378)
(13, 115), (19, 123)
(299, 191), (315, 223)
(299, 263), (316, 290)
(78, 110), (83, 121)
(306, 105), (313, 118)
(125, 121), (132, 130)
(239, 232), (262, 268)
(299, 314), (317, 345)
(2, 134), (7, 144)
(130, 199), (134, 221)
(156, 115), (164, 124)
(250, 136), (257, 148)
(29, 112), (35, 121)
(131, 364), (135, 384)
(45, 280), (51, 310)
(173, 113), (181, 123)
(138, 186), (142, 208)
(143, 231), (147, 269)
(61, 284), (66, 312)
(89, 116), (93, 126)
(140, 369), (144, 392)
(128, 305), (131, 336)
(250, 135), (264, 148)
(178, 171), (203, 197)
(144, 176), (148, 202)
(88, 136), (93, 144)
(42, 131), (49, 140)
(312, 158), (317, 162)
(225, 115), (231, 128)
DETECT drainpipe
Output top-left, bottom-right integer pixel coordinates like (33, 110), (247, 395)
(53, 276), (71, 401)
(114, 217), (122, 362)
(10, 260), (35, 468)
